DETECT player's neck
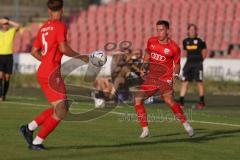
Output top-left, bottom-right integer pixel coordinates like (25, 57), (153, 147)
(189, 35), (197, 38)
(1, 29), (8, 32)
(50, 13), (62, 21)
(50, 17), (61, 21)
(157, 38), (169, 44)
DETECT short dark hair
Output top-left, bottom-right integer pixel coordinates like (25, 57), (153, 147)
(156, 20), (170, 29)
(188, 24), (197, 30)
(3, 17), (9, 21)
(47, 0), (63, 11)
(2, 17), (9, 25)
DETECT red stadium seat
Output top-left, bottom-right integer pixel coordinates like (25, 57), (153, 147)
(225, 3), (234, 22)
(62, 0), (240, 58)
(30, 23), (40, 38)
(21, 29), (32, 52)
(13, 32), (22, 53)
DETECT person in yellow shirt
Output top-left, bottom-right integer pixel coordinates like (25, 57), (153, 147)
(0, 17), (20, 101)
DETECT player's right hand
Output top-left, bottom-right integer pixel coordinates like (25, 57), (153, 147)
(140, 69), (146, 77)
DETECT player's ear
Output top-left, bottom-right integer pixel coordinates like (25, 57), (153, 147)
(167, 28), (170, 35)
(48, 8), (52, 16)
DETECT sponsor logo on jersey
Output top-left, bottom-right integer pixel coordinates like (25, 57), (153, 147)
(164, 48), (170, 54)
(151, 52), (166, 61)
(186, 45), (198, 50)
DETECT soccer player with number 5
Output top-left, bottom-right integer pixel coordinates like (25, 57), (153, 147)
(19, 0), (89, 150)
(134, 20), (194, 138)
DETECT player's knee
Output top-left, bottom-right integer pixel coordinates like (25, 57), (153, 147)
(54, 107), (68, 120)
(182, 81), (189, 86)
(134, 97), (144, 105)
(54, 101), (69, 120)
(0, 73), (4, 79)
(163, 97), (174, 106)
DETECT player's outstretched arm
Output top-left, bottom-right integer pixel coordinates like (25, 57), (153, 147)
(58, 42), (89, 63)
(31, 47), (42, 61)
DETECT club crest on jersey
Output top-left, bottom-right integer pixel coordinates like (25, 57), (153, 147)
(164, 48), (170, 54)
(194, 40), (198, 44)
(151, 52), (166, 61)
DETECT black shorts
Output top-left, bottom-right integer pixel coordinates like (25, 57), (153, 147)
(182, 63), (203, 82)
(0, 55), (13, 74)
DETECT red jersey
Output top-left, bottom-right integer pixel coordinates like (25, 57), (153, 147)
(33, 20), (67, 79)
(146, 36), (181, 81)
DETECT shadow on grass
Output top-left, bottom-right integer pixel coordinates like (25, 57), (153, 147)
(48, 129), (240, 150)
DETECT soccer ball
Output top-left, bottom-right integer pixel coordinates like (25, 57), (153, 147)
(90, 51), (107, 67)
(94, 98), (106, 108)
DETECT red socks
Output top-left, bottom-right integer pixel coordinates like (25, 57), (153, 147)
(171, 103), (187, 123)
(135, 104), (148, 127)
(34, 107), (60, 140)
(37, 115), (60, 139)
(35, 108), (54, 126)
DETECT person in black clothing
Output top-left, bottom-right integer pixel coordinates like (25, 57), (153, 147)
(179, 24), (208, 109)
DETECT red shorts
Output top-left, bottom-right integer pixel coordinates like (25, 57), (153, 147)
(37, 76), (67, 103)
(139, 78), (173, 98)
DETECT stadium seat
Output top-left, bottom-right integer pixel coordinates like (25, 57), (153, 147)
(56, 0), (240, 57)
(30, 23), (40, 38)
(13, 32), (22, 53)
(21, 29), (32, 52)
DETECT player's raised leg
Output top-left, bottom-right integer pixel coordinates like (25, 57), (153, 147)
(162, 93), (194, 137)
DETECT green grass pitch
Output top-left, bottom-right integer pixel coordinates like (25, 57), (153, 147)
(0, 89), (239, 160)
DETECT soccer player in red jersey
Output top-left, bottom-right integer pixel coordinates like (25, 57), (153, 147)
(134, 20), (194, 138)
(20, 0), (89, 150)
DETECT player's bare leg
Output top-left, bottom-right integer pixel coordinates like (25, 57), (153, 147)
(179, 81), (189, 107)
(110, 76), (125, 100)
(196, 82), (205, 109)
(162, 93), (194, 137)
(134, 92), (150, 138)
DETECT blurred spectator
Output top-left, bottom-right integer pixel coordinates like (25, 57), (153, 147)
(93, 48), (144, 106)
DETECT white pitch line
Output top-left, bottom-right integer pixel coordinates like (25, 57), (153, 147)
(109, 111), (240, 127)
(2, 101), (240, 128)
(189, 120), (240, 128)
(2, 101), (48, 107)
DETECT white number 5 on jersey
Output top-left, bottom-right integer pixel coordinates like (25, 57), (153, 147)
(41, 32), (48, 56)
